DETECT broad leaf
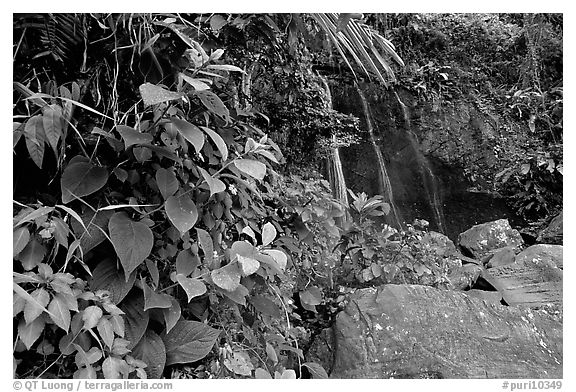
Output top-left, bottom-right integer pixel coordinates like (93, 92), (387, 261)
(89, 257), (136, 304)
(195, 90), (230, 122)
(176, 275), (207, 302)
(162, 297), (181, 334)
(74, 346), (102, 367)
(165, 194), (198, 233)
(119, 291), (149, 349)
(24, 115), (46, 168)
(48, 295), (71, 332)
(132, 330), (167, 379)
(109, 212), (154, 279)
(116, 125), (153, 149)
(170, 118), (204, 153)
(24, 288), (50, 324)
(142, 281), (172, 310)
(234, 159), (266, 181)
(260, 249), (288, 271)
(261, 222), (277, 247)
(97, 317), (115, 348)
(198, 167), (226, 196)
(200, 126), (228, 161)
(18, 317), (45, 350)
(13, 227), (31, 258)
(179, 73), (210, 91)
(302, 362), (329, 379)
(162, 320), (220, 365)
(206, 64), (246, 73)
(218, 283), (249, 306)
(176, 249), (199, 276)
(139, 83), (183, 106)
(42, 104), (63, 154)
(255, 368), (272, 379)
(16, 238), (47, 271)
(61, 160), (109, 204)
(102, 356), (126, 379)
(211, 263), (241, 291)
(237, 255), (260, 276)
(155, 167), (179, 200)
(82, 306), (103, 330)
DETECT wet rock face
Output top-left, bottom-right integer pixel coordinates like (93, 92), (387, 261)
(458, 219), (524, 258)
(308, 285), (562, 379)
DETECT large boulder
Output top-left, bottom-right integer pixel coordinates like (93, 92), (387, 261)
(537, 211), (563, 245)
(458, 219), (523, 259)
(515, 244), (563, 270)
(484, 244), (563, 308)
(307, 285), (562, 378)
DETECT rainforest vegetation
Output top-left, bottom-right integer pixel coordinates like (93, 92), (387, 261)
(13, 13), (562, 379)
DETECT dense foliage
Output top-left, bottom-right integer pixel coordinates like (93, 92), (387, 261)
(13, 13), (562, 379)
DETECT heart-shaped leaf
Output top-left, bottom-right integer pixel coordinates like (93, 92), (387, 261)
(82, 306), (103, 330)
(261, 222), (277, 247)
(165, 194), (198, 234)
(139, 83), (183, 106)
(176, 275), (207, 302)
(176, 249), (199, 276)
(18, 317), (45, 350)
(162, 320), (220, 365)
(200, 126), (228, 161)
(155, 167), (179, 200)
(211, 263), (241, 291)
(61, 160), (109, 204)
(89, 258), (136, 304)
(234, 159), (266, 181)
(132, 330), (166, 379)
(109, 213), (153, 279)
(170, 118), (204, 153)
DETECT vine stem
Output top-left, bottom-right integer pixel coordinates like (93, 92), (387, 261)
(269, 284), (302, 378)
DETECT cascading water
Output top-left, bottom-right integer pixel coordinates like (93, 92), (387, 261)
(393, 90), (447, 233)
(356, 86), (403, 228)
(321, 77), (349, 223)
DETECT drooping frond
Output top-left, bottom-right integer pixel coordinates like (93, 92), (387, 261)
(310, 13), (404, 86)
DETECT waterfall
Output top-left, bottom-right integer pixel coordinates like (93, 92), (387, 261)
(321, 77), (349, 222)
(393, 90), (447, 234)
(356, 86), (403, 228)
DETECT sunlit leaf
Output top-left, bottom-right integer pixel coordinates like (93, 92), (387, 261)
(234, 159), (266, 181)
(48, 295), (71, 332)
(18, 317), (45, 350)
(176, 275), (207, 302)
(211, 263), (241, 291)
(13, 226), (31, 258)
(170, 118), (204, 153)
(261, 222), (277, 247)
(116, 125), (153, 149)
(195, 90), (230, 123)
(139, 83), (183, 106)
(165, 194), (198, 234)
(200, 126), (228, 161)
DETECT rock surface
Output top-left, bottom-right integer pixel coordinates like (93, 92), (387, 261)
(515, 244), (563, 270)
(537, 211), (563, 245)
(484, 246), (517, 268)
(307, 285), (562, 378)
(458, 219), (523, 258)
(485, 245), (563, 308)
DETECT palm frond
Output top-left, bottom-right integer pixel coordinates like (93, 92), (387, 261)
(310, 13), (404, 86)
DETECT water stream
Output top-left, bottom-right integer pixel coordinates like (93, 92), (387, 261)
(321, 77), (349, 223)
(356, 86), (403, 228)
(393, 90), (447, 233)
